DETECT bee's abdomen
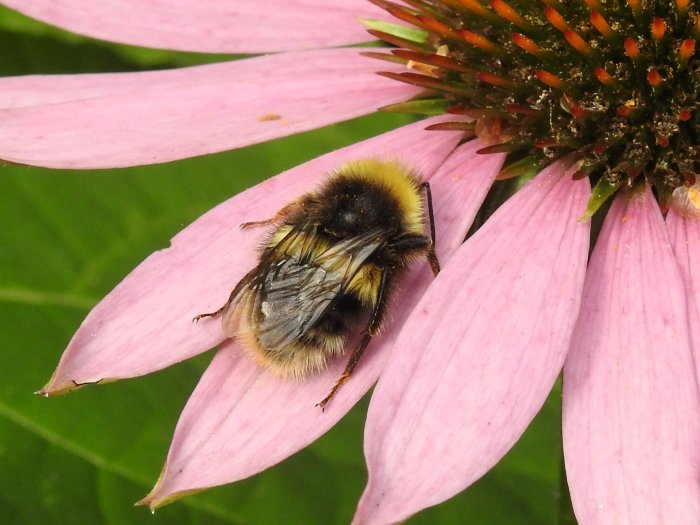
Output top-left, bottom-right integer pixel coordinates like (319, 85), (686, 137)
(311, 293), (364, 337)
(346, 262), (382, 306)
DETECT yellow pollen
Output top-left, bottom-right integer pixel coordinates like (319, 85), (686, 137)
(672, 184), (700, 219)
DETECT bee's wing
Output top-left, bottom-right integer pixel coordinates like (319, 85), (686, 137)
(218, 221), (319, 337)
(224, 227), (386, 351)
(312, 228), (386, 278)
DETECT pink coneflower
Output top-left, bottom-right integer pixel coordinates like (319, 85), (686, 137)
(3, 1), (700, 524)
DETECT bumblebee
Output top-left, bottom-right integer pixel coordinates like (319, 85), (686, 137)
(194, 159), (439, 409)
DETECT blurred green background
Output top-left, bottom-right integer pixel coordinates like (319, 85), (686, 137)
(0, 6), (571, 524)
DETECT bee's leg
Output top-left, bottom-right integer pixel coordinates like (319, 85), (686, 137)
(192, 267), (258, 323)
(419, 182), (437, 246)
(192, 306), (227, 323)
(426, 247), (440, 276)
(317, 271), (391, 410)
(240, 202), (301, 229)
(419, 181), (440, 276)
(387, 234), (441, 276)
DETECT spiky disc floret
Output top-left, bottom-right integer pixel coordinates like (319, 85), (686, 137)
(367, 0), (699, 213)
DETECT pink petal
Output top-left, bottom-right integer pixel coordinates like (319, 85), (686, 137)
(41, 116), (467, 396)
(563, 188), (700, 524)
(140, 139), (506, 508)
(354, 161), (591, 524)
(666, 209), (700, 382)
(4, 0), (385, 53)
(0, 49), (418, 168)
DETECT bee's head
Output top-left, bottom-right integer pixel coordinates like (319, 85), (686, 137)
(312, 177), (401, 238)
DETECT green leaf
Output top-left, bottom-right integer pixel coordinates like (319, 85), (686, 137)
(379, 98), (450, 115)
(497, 156), (545, 181)
(358, 18), (429, 44)
(558, 460), (579, 525)
(0, 5), (239, 69)
(580, 177), (622, 221)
